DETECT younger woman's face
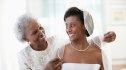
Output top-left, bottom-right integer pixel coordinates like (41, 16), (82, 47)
(65, 16), (86, 41)
(24, 19), (46, 46)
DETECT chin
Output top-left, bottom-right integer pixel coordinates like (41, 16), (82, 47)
(69, 37), (76, 42)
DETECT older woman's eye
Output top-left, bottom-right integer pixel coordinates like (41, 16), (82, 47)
(39, 26), (43, 30)
(39, 26), (44, 32)
(32, 30), (38, 35)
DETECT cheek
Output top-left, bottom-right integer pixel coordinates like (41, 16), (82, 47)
(25, 33), (30, 41)
(26, 34), (36, 42)
(32, 35), (38, 41)
(72, 27), (79, 33)
(76, 28), (85, 35)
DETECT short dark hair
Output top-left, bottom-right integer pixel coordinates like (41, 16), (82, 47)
(64, 7), (90, 37)
(64, 7), (84, 24)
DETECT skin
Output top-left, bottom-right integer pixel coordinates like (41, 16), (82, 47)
(44, 58), (63, 70)
(103, 31), (116, 42)
(23, 19), (62, 70)
(24, 19), (47, 51)
(21, 17), (115, 70)
(60, 16), (104, 70)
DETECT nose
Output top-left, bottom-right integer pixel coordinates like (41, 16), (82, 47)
(66, 27), (72, 33)
(38, 29), (45, 37)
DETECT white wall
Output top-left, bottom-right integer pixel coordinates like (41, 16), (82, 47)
(26, 0), (43, 17)
(0, 0), (6, 70)
(0, 0), (26, 70)
(104, 0), (126, 65)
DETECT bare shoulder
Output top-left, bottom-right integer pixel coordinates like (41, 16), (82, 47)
(89, 43), (102, 64)
(55, 43), (67, 59)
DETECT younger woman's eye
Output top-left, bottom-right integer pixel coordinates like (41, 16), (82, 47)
(70, 24), (75, 27)
(66, 23), (75, 29)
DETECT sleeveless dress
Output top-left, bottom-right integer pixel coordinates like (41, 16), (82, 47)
(57, 41), (101, 70)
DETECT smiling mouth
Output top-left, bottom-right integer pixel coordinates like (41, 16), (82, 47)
(40, 36), (45, 39)
(69, 34), (74, 37)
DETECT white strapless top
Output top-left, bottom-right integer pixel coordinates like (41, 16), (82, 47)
(62, 63), (100, 70)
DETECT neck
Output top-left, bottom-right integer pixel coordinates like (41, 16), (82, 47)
(30, 41), (48, 51)
(71, 37), (89, 50)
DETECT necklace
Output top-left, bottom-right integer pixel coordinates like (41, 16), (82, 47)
(70, 43), (90, 52)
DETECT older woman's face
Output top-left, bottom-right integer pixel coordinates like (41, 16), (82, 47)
(65, 16), (85, 41)
(24, 19), (46, 46)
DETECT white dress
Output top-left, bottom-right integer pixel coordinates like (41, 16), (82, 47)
(18, 36), (57, 70)
(62, 63), (100, 70)
(57, 42), (101, 70)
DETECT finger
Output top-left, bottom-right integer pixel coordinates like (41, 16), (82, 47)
(110, 33), (116, 41)
(55, 61), (63, 68)
(105, 31), (114, 37)
(112, 33), (116, 39)
(104, 33), (111, 39)
(104, 33), (113, 39)
(111, 36), (116, 41)
(104, 38), (112, 42)
(109, 32), (114, 36)
(50, 58), (60, 63)
(54, 59), (63, 65)
(104, 35), (111, 41)
(56, 65), (62, 70)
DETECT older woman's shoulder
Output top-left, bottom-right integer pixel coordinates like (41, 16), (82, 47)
(18, 46), (31, 58)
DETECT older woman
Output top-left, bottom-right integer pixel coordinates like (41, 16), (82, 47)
(15, 15), (63, 70)
(15, 14), (115, 70)
(56, 7), (114, 70)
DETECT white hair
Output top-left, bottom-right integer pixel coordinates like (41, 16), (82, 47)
(15, 14), (35, 42)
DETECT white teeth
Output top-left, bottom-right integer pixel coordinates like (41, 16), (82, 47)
(40, 37), (44, 39)
(69, 34), (74, 37)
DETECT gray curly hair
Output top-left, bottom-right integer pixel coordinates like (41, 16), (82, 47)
(15, 14), (36, 42)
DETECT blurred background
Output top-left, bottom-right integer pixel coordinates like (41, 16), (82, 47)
(0, 0), (126, 70)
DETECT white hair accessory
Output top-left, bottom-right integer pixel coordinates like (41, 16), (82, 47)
(83, 11), (94, 36)
(83, 11), (111, 70)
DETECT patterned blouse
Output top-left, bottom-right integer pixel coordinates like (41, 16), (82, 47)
(18, 36), (57, 70)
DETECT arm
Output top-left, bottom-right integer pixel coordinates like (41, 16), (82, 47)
(100, 63), (104, 70)
(91, 31), (116, 47)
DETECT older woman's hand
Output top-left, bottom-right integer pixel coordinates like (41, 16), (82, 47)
(44, 58), (63, 70)
(103, 31), (116, 43)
